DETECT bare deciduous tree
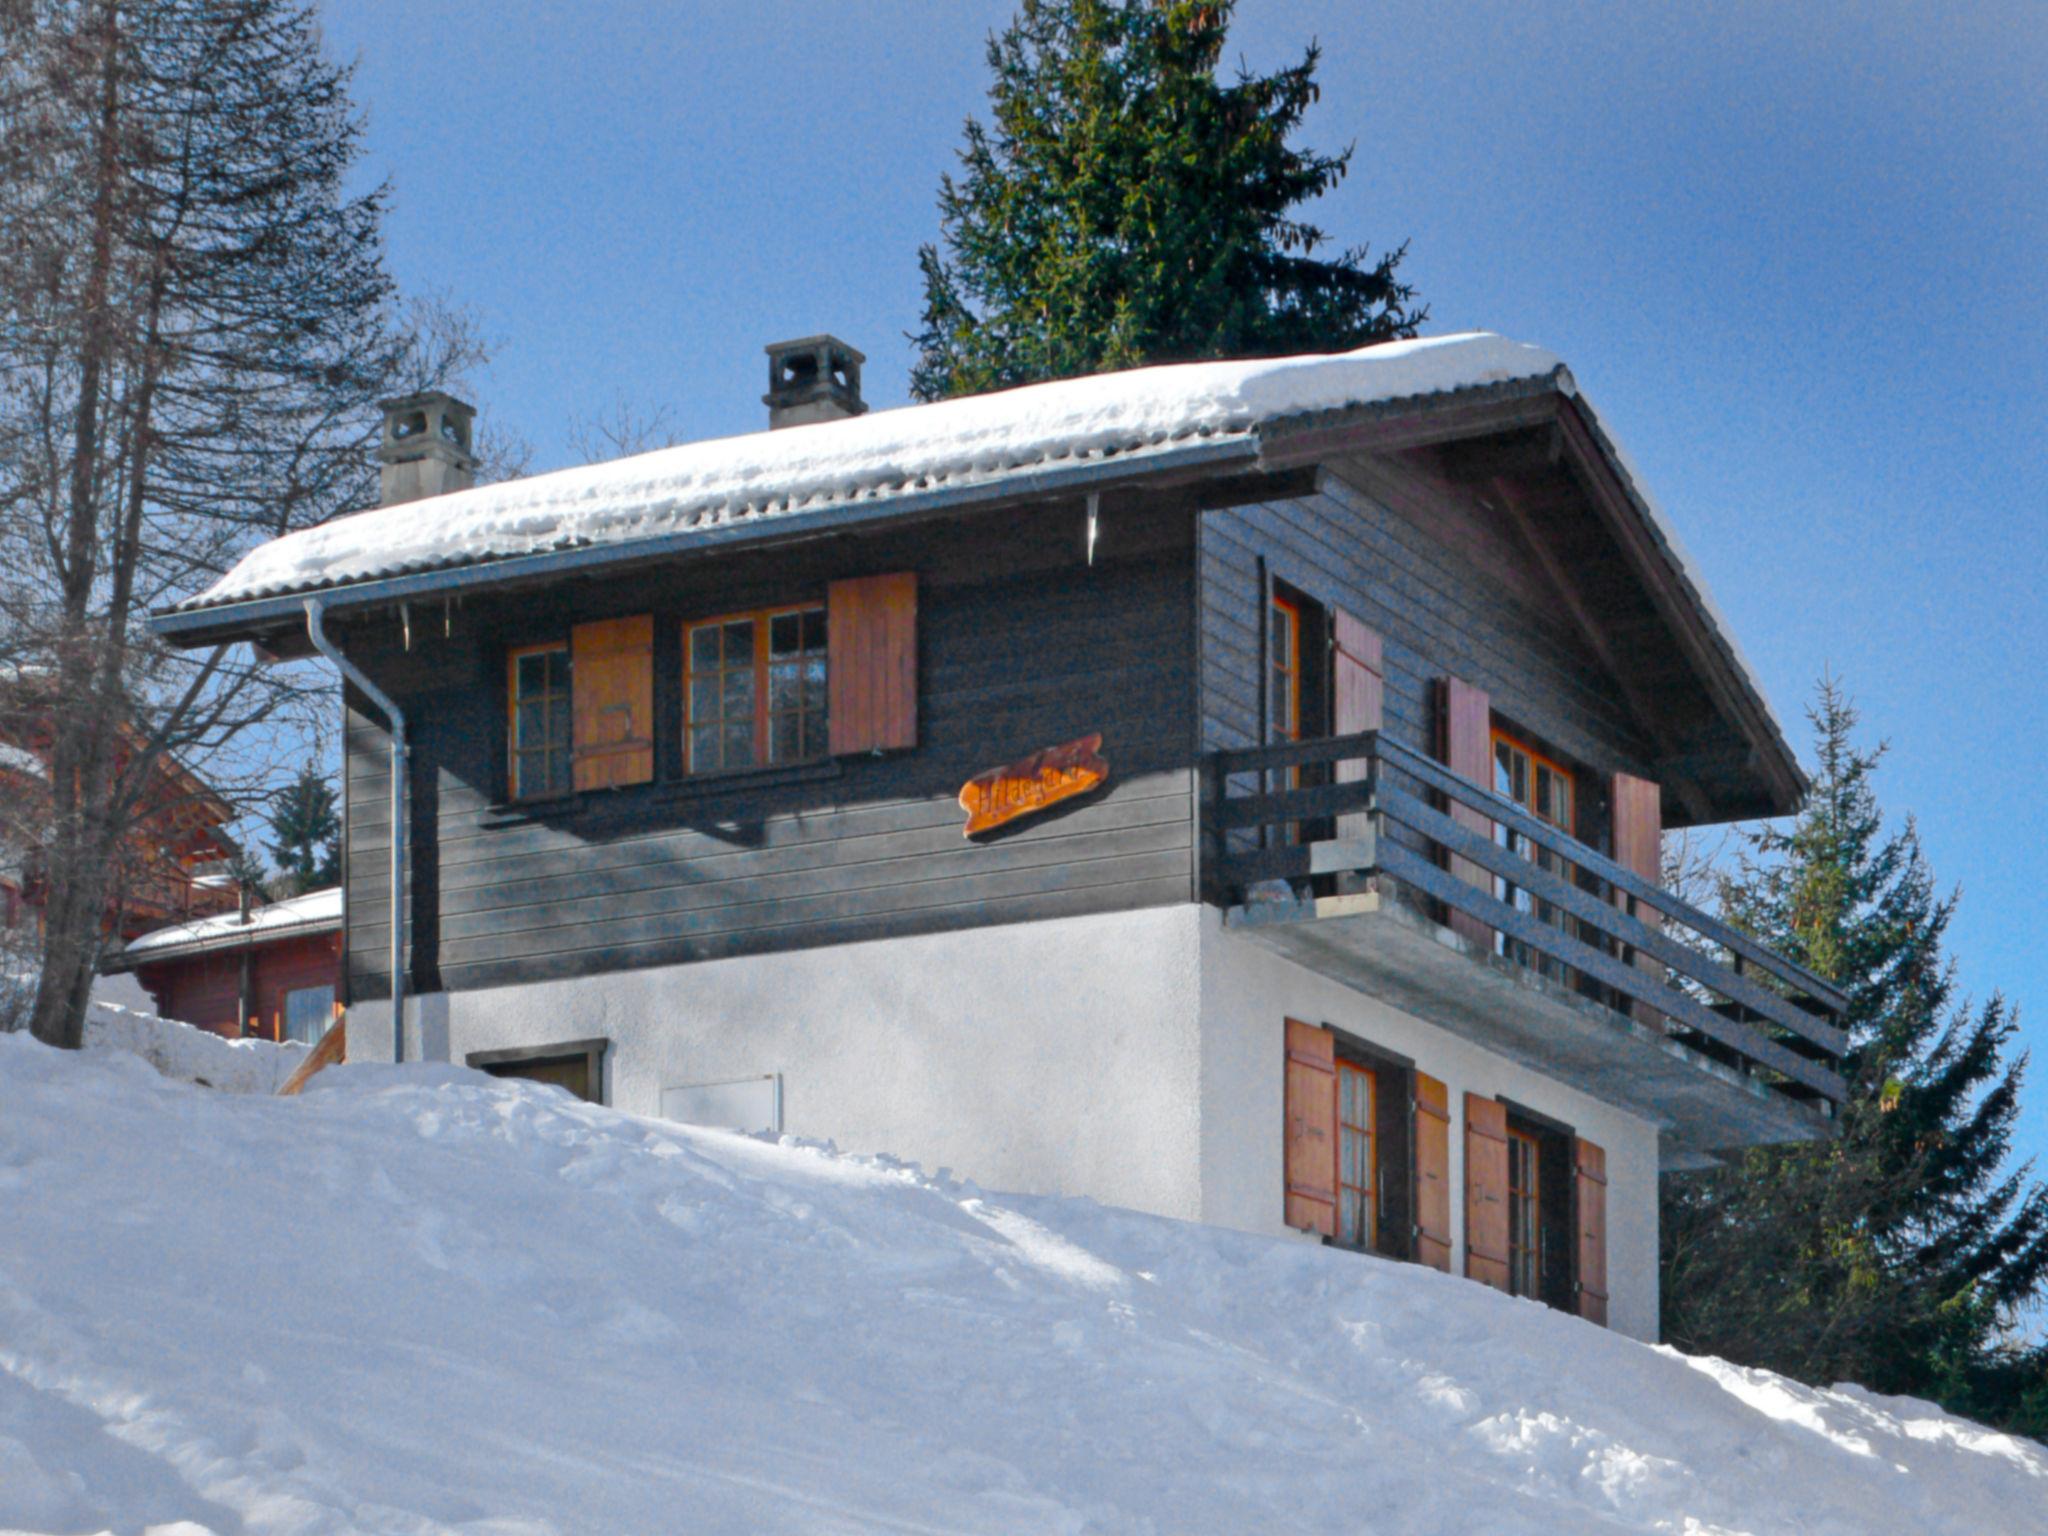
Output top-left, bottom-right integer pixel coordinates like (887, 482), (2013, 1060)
(0, 0), (508, 1047)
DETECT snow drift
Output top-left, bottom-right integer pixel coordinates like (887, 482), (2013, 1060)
(0, 1034), (2040, 1535)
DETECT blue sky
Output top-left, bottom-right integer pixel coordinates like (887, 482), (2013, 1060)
(321, 2), (2045, 1170)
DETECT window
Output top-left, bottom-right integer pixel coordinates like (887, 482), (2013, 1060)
(1507, 1126), (1542, 1299)
(283, 985), (334, 1046)
(1337, 1061), (1378, 1251)
(1269, 594), (1303, 744)
(1492, 728), (1580, 979)
(508, 643), (573, 800)
(467, 1038), (608, 1104)
(686, 604), (828, 774)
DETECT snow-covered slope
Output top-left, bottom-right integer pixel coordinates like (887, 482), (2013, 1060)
(1, 1035), (2040, 1535)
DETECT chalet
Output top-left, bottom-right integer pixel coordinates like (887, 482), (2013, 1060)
(150, 333), (1847, 1342)
(0, 670), (239, 944)
(109, 886), (343, 1044)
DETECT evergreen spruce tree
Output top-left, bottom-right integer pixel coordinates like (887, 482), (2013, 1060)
(911, 0), (1423, 401)
(267, 767), (340, 894)
(1662, 679), (2048, 1434)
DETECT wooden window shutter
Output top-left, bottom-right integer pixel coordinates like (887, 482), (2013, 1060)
(570, 615), (654, 791)
(1283, 1018), (1339, 1238)
(1463, 1092), (1511, 1292)
(1611, 772), (1664, 1011)
(828, 572), (917, 756)
(1331, 609), (1384, 845)
(1574, 1137), (1609, 1326)
(1436, 676), (1493, 948)
(1412, 1071), (1453, 1273)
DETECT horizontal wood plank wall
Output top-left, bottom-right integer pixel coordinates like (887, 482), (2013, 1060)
(1197, 456), (1662, 891)
(341, 500), (1198, 1000)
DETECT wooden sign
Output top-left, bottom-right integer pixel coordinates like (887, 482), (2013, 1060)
(959, 733), (1109, 837)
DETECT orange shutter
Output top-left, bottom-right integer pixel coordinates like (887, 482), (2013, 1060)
(827, 572), (918, 756)
(1283, 1018), (1338, 1237)
(1437, 677), (1493, 947)
(571, 615), (655, 791)
(1575, 1137), (1609, 1326)
(1612, 772), (1664, 1010)
(1412, 1071), (1453, 1272)
(1464, 1092), (1511, 1292)
(1331, 609), (1384, 845)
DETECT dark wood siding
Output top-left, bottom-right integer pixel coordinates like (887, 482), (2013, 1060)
(1198, 455), (1662, 887)
(342, 499), (1198, 1000)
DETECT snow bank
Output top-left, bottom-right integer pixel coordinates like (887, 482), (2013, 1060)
(188, 333), (1563, 607)
(0, 1034), (2038, 1535)
(80, 998), (309, 1094)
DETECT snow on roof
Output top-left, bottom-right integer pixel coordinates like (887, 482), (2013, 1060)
(125, 885), (342, 959)
(184, 332), (1564, 609)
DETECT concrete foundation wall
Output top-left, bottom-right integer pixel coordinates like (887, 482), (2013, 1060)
(354, 902), (1660, 1340)
(352, 905), (1209, 1223)
(1193, 907), (1662, 1341)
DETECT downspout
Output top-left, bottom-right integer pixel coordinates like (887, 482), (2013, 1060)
(303, 597), (406, 1062)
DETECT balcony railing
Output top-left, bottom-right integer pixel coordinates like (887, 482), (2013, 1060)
(1207, 730), (1849, 1108)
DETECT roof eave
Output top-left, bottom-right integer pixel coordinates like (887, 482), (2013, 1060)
(148, 435), (1263, 649)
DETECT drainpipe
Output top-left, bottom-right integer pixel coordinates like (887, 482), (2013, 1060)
(303, 597), (407, 1063)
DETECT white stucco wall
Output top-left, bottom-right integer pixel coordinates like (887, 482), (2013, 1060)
(353, 901), (1661, 1340)
(1193, 907), (1663, 1341)
(354, 906), (1209, 1223)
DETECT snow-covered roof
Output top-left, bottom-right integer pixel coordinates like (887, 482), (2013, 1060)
(124, 885), (342, 960)
(183, 333), (1565, 610)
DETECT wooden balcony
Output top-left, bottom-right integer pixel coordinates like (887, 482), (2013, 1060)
(1206, 731), (1848, 1167)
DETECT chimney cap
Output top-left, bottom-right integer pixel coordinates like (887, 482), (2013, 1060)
(376, 389), (479, 505)
(764, 335), (866, 429)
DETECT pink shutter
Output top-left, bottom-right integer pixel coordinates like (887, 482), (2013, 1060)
(1437, 677), (1493, 948)
(1331, 609), (1383, 846)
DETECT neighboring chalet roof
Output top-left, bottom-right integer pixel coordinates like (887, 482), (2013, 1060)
(0, 743), (45, 783)
(150, 331), (1800, 813)
(119, 886), (342, 967)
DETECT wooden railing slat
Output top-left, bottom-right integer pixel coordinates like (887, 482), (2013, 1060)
(1376, 843), (1845, 1101)
(1378, 786), (1847, 1058)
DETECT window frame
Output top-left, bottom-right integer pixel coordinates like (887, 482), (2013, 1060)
(1490, 726), (1577, 834)
(506, 641), (574, 803)
(1507, 1125), (1542, 1299)
(1269, 592), (1304, 744)
(683, 601), (829, 777)
(1336, 1059), (1378, 1253)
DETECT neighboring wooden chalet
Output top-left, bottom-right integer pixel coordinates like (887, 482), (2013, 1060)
(152, 333), (1847, 1341)
(110, 887), (343, 1044)
(0, 672), (239, 945)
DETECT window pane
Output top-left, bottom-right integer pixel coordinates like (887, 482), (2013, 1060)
(546, 699), (572, 750)
(770, 611), (801, 657)
(722, 619), (754, 659)
(723, 667), (755, 718)
(690, 624), (721, 670)
(770, 711), (800, 764)
(515, 702), (546, 750)
(689, 675), (720, 724)
(803, 656), (827, 714)
(689, 724), (721, 770)
(721, 721), (754, 769)
(802, 607), (827, 652)
(283, 986), (334, 1045)
(769, 664), (800, 716)
(516, 652), (548, 698)
(548, 748), (571, 791)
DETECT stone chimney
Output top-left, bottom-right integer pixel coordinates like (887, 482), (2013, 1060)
(377, 390), (479, 505)
(763, 336), (866, 429)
